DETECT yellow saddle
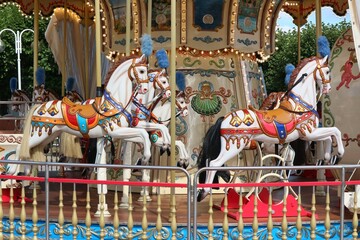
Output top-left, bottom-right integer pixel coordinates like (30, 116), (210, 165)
(249, 100), (295, 124)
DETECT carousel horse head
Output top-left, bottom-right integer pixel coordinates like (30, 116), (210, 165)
(175, 90), (188, 117)
(65, 77), (84, 103)
(9, 77), (30, 113)
(153, 48), (171, 98)
(32, 67), (59, 102)
(148, 69), (171, 98)
(175, 71), (188, 117)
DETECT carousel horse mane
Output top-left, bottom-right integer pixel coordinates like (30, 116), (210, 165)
(103, 55), (145, 86)
(287, 56), (317, 89)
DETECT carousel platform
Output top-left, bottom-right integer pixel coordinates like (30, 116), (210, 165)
(0, 169), (357, 239)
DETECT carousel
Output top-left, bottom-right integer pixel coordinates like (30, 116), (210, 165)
(0, 0), (359, 239)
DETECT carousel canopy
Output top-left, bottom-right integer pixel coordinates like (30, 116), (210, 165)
(0, 0), (349, 62)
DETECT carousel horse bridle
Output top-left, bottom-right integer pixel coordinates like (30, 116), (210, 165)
(279, 58), (330, 117)
(93, 57), (151, 119)
(148, 70), (171, 93)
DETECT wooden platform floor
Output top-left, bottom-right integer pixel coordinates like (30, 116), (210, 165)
(1, 170), (354, 226)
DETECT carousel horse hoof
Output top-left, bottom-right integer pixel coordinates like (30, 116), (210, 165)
(334, 155), (342, 165)
(177, 160), (189, 169)
(58, 155), (67, 163)
(197, 189), (207, 202)
(166, 148), (171, 156)
(131, 158), (143, 176)
(217, 170), (231, 183)
(160, 148), (166, 155)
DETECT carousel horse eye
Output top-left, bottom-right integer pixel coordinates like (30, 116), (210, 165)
(139, 70), (145, 74)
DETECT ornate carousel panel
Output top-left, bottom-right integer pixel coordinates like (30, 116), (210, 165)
(326, 28), (360, 172)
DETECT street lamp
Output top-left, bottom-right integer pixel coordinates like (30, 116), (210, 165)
(0, 28), (34, 90)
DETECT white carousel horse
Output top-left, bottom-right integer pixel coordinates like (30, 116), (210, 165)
(85, 68), (173, 207)
(197, 54), (345, 202)
(6, 77), (31, 130)
(145, 90), (189, 166)
(124, 89), (189, 202)
(18, 55), (152, 167)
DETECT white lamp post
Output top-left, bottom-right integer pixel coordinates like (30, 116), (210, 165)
(0, 28), (34, 90)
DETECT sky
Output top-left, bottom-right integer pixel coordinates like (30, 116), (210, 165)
(277, 6), (351, 31)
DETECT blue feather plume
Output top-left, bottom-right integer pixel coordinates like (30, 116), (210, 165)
(284, 63), (295, 86)
(318, 36), (330, 58)
(66, 77), (76, 91)
(36, 67), (45, 86)
(156, 49), (169, 69)
(141, 34), (153, 57)
(176, 71), (186, 92)
(10, 77), (17, 93)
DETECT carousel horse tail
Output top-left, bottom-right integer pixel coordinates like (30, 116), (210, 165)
(198, 116), (230, 185)
(19, 104), (39, 160)
(59, 132), (83, 159)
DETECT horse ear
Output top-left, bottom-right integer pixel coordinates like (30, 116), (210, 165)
(160, 69), (165, 75)
(320, 55), (329, 65)
(138, 54), (146, 64)
(10, 77), (18, 93)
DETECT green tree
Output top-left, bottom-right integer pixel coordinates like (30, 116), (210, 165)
(0, 5), (61, 114)
(261, 21), (351, 93)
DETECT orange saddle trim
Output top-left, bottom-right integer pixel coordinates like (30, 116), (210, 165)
(61, 97), (101, 136)
(249, 102), (296, 144)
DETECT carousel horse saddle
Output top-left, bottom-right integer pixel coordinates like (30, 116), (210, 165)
(61, 97), (100, 136)
(249, 101), (296, 143)
(249, 100), (294, 124)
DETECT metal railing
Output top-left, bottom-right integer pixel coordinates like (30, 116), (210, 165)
(0, 159), (359, 239)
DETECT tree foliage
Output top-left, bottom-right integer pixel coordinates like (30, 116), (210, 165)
(261, 21), (351, 93)
(0, 5), (61, 114)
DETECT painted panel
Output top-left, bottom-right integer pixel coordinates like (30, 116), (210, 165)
(109, 0), (129, 34)
(151, 0), (171, 31)
(193, 0), (224, 31)
(326, 28), (360, 168)
(237, 0), (262, 34)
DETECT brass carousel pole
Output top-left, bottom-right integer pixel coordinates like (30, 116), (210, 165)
(315, 0), (322, 55)
(170, 0), (176, 186)
(84, 0), (89, 99)
(95, 0), (102, 97)
(126, 0), (131, 56)
(315, 0), (326, 197)
(147, 0), (152, 34)
(62, 0), (68, 97)
(33, 0), (39, 87)
(297, 0), (303, 64)
(120, 0), (132, 206)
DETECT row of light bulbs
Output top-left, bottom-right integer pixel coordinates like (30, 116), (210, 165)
(1, 1), (279, 63)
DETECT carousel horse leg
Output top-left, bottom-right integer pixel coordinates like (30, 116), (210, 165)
(314, 140), (326, 196)
(175, 140), (190, 169)
(120, 141), (132, 208)
(197, 138), (244, 202)
(94, 138), (110, 217)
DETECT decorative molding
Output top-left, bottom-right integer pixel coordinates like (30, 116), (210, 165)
(0, 135), (22, 145)
(152, 36), (171, 43)
(180, 69), (236, 78)
(342, 134), (360, 147)
(209, 59), (226, 69)
(2, 220), (355, 239)
(237, 38), (258, 46)
(323, 95), (335, 127)
(180, 0), (187, 44)
(183, 57), (201, 67)
(193, 36), (223, 43)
